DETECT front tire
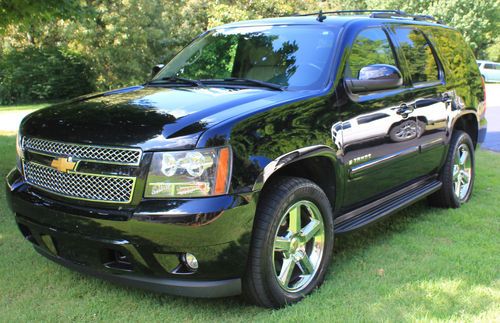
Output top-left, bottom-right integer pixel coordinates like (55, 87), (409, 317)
(429, 130), (475, 208)
(243, 177), (334, 308)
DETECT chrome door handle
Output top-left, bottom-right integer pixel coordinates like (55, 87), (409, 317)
(396, 103), (414, 115)
(441, 93), (453, 103)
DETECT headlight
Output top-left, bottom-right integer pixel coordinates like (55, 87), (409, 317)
(16, 130), (24, 174)
(144, 146), (232, 198)
(16, 130), (23, 159)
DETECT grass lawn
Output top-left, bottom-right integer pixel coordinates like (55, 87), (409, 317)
(0, 134), (498, 322)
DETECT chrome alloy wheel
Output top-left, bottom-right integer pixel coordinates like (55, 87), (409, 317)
(453, 143), (472, 200)
(272, 200), (325, 292)
(395, 121), (418, 140)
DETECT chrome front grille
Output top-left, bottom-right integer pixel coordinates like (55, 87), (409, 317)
(23, 137), (142, 165)
(21, 137), (141, 203)
(23, 161), (135, 203)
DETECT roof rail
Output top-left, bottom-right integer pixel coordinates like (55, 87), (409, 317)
(292, 9), (444, 24)
(369, 11), (444, 24)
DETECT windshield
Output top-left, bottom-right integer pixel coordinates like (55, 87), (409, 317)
(154, 25), (338, 90)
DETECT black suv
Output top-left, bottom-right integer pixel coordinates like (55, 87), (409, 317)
(6, 10), (487, 307)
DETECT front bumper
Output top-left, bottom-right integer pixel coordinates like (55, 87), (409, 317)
(6, 169), (257, 298)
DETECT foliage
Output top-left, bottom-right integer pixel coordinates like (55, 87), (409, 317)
(362, 0), (499, 57)
(319, 0), (498, 58)
(348, 28), (397, 78)
(0, 0), (83, 32)
(0, 47), (94, 104)
(0, 0), (498, 102)
(428, 27), (483, 107)
(486, 37), (500, 62)
(173, 33), (239, 80)
(394, 28), (439, 83)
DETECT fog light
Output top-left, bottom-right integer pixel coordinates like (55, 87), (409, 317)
(183, 253), (199, 271)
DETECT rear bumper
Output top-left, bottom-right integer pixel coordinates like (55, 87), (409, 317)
(6, 168), (257, 298)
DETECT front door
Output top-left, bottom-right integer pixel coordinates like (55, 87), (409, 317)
(335, 27), (430, 208)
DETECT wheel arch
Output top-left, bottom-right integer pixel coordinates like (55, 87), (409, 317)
(252, 145), (342, 212)
(451, 112), (479, 148)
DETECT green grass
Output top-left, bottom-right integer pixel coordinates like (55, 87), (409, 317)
(0, 103), (53, 111)
(0, 134), (499, 322)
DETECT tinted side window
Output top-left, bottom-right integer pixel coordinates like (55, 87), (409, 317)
(346, 28), (398, 79)
(484, 63), (500, 70)
(428, 27), (482, 106)
(394, 28), (439, 84)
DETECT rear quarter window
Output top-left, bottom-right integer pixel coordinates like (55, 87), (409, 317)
(427, 27), (482, 106)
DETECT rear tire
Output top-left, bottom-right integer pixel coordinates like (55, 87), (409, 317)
(243, 177), (334, 308)
(429, 130), (475, 208)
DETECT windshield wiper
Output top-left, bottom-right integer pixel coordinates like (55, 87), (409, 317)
(203, 78), (284, 91)
(148, 76), (205, 87)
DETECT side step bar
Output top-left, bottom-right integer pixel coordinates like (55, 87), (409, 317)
(334, 179), (442, 233)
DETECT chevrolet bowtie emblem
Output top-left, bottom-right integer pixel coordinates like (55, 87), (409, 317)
(51, 157), (77, 173)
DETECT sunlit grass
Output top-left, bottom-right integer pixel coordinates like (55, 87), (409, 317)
(0, 135), (499, 321)
(0, 103), (52, 111)
(0, 103), (52, 135)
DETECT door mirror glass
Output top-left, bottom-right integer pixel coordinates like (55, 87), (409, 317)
(346, 64), (403, 93)
(151, 64), (165, 78)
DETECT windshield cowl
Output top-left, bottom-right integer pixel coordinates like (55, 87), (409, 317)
(147, 77), (285, 91)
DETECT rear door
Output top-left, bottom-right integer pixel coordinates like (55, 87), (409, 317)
(389, 26), (449, 175)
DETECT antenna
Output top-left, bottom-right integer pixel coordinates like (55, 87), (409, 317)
(317, 10), (327, 22)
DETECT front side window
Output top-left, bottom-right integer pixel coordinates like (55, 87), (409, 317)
(346, 28), (398, 79)
(394, 28), (439, 84)
(155, 25), (338, 90)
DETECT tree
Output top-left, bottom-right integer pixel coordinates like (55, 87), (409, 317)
(1, 0), (498, 103)
(485, 37), (500, 61)
(320, 0), (499, 58)
(0, 0), (83, 32)
(359, 0), (499, 58)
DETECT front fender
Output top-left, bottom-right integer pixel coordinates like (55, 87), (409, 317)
(251, 145), (344, 212)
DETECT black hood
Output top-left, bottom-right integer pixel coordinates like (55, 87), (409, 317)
(20, 85), (311, 150)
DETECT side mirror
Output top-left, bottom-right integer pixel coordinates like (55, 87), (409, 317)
(346, 64), (402, 93)
(151, 64), (165, 78)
